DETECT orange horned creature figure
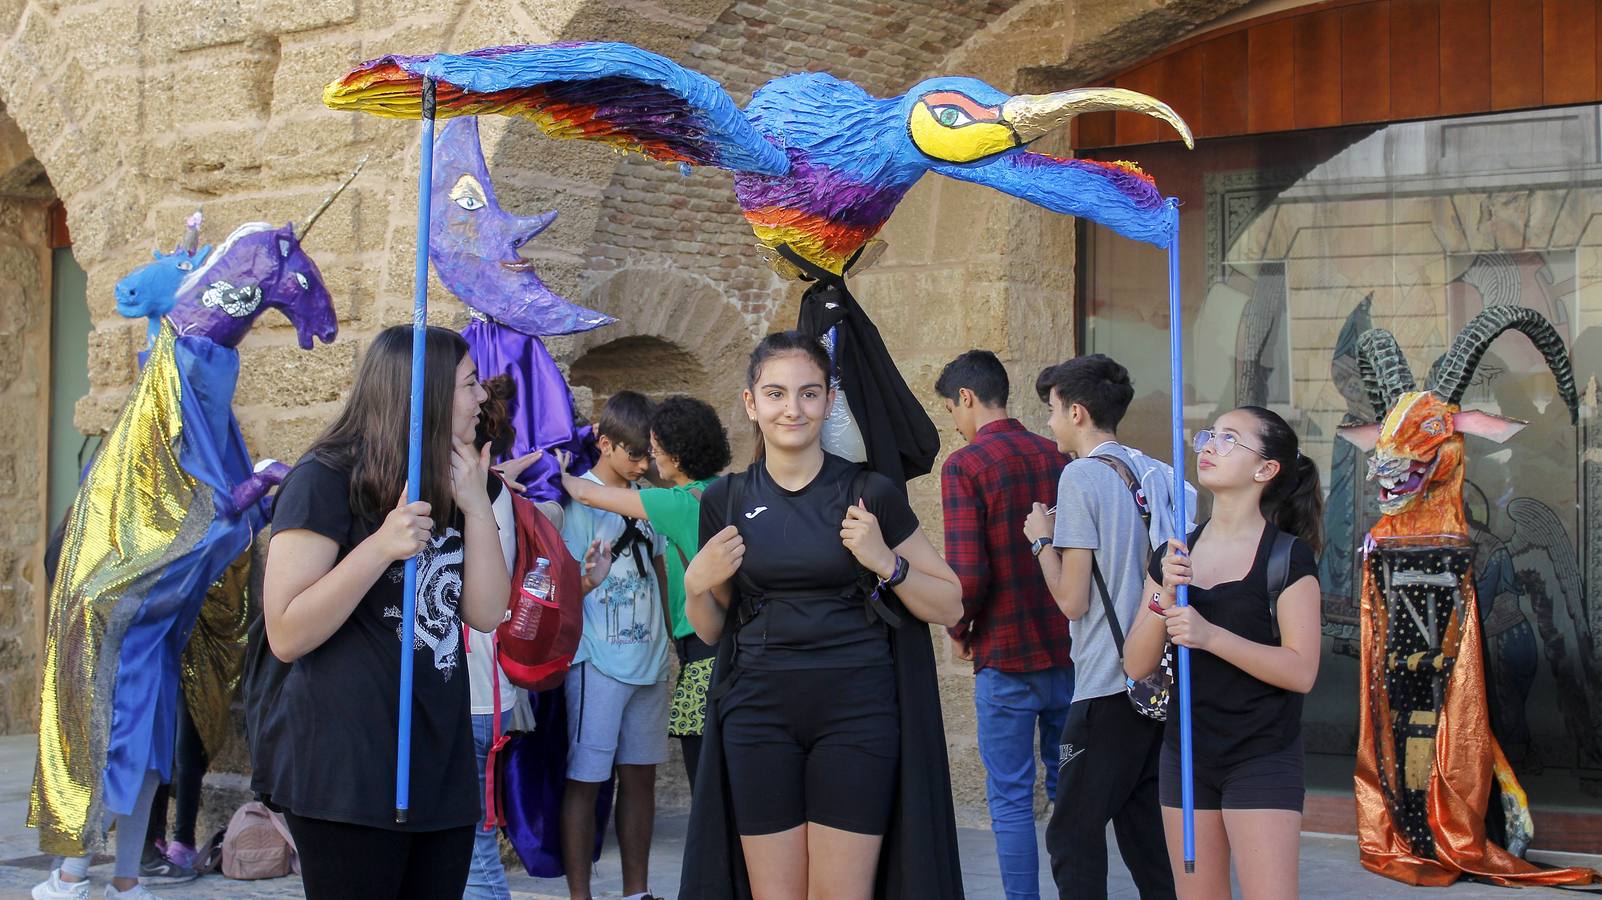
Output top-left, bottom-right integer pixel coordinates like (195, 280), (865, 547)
(1339, 305), (1593, 887)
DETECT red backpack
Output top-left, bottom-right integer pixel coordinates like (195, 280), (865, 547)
(495, 489), (584, 691)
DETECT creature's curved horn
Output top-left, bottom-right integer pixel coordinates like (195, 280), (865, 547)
(294, 155), (369, 242)
(1002, 88), (1194, 149)
(1429, 305), (1579, 423)
(1354, 329), (1416, 421)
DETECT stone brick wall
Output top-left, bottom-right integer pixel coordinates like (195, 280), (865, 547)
(0, 193), (49, 735)
(0, 0), (1262, 829)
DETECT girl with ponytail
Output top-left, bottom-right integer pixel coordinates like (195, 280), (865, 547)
(1122, 406), (1323, 899)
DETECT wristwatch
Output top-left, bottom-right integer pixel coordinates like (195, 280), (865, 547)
(1031, 536), (1053, 557)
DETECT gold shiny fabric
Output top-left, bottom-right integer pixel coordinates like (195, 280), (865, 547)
(181, 546), (254, 759)
(1354, 547), (1597, 886)
(29, 324), (209, 856)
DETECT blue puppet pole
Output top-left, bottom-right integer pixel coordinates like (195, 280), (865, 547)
(1165, 199), (1195, 873)
(396, 76), (438, 824)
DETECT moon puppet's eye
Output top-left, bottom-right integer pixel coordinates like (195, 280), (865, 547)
(450, 175), (489, 212)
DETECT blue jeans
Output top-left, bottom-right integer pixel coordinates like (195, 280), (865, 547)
(975, 666), (1074, 900)
(465, 711), (511, 900)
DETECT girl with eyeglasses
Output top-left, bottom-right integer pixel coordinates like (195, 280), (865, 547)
(1122, 406), (1323, 900)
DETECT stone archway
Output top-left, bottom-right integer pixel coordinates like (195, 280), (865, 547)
(569, 265), (755, 464)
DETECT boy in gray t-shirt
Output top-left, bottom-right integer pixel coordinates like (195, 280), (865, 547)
(1053, 444), (1149, 700)
(1024, 355), (1175, 899)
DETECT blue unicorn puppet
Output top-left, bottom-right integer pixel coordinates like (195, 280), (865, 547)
(30, 166), (355, 858)
(116, 210), (212, 347)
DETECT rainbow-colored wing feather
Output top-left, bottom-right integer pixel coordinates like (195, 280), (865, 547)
(325, 42), (788, 176)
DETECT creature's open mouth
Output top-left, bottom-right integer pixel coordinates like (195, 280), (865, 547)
(500, 258), (538, 272)
(1373, 456), (1436, 505)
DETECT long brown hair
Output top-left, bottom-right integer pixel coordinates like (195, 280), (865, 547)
(310, 325), (469, 530)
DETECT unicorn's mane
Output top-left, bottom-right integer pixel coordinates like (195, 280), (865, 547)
(177, 221), (276, 296)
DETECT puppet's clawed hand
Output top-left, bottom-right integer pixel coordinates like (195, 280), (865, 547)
(230, 459), (292, 517)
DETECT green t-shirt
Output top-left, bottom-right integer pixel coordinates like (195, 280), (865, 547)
(639, 478), (714, 640)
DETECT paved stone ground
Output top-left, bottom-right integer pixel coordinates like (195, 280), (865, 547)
(0, 735), (1595, 898)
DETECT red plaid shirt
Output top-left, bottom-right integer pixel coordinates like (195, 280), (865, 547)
(942, 419), (1072, 673)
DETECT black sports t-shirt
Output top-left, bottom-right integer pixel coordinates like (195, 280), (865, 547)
(1148, 521), (1317, 769)
(256, 455), (500, 831)
(699, 453), (919, 671)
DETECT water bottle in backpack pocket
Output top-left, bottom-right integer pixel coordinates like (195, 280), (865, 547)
(508, 558), (555, 640)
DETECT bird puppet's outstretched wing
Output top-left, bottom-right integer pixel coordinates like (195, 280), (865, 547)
(325, 42), (789, 176)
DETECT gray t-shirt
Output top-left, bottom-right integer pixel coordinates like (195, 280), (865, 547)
(1053, 443), (1151, 701)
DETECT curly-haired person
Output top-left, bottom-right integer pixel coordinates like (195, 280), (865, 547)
(560, 395), (733, 785)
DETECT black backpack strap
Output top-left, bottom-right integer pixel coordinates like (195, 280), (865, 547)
(1266, 530), (1296, 643)
(1083, 454), (1147, 658)
(1090, 559), (1126, 659)
(848, 467), (903, 629)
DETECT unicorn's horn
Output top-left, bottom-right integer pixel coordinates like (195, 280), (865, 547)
(177, 209), (203, 254)
(294, 155), (369, 242)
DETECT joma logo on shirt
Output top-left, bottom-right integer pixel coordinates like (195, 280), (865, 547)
(744, 506), (769, 519)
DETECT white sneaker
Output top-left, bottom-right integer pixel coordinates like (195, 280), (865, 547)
(104, 884), (160, 900)
(31, 869), (90, 900)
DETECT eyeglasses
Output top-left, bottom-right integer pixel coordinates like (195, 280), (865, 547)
(1193, 429), (1266, 458)
(624, 447), (653, 463)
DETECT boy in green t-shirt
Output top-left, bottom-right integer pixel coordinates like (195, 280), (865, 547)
(561, 395), (732, 785)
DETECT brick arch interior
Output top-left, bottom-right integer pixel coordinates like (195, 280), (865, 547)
(570, 264), (754, 464)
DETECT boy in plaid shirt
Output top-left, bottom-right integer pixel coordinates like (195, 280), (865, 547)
(936, 350), (1072, 900)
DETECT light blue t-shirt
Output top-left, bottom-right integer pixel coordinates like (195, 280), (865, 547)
(561, 471), (669, 685)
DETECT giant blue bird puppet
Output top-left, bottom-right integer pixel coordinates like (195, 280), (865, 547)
(30, 175), (352, 856)
(325, 42), (1191, 897)
(326, 42), (1191, 488)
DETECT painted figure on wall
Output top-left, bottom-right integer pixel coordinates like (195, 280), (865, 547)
(30, 177), (351, 856)
(1341, 304), (1593, 887)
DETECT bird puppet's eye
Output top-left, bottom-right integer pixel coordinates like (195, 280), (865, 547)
(294, 272), (309, 290)
(176, 262), (193, 271)
(454, 195), (484, 211)
(932, 105), (974, 128)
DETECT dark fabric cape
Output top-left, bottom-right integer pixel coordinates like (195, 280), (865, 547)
(790, 255), (939, 492)
(678, 472), (965, 899)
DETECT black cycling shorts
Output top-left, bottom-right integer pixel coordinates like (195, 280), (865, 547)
(720, 665), (899, 836)
(1159, 735), (1305, 812)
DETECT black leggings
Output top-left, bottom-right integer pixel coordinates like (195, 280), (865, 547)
(146, 694), (207, 847)
(283, 812), (474, 900)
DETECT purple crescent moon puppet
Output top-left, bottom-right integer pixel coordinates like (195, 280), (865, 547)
(30, 170), (353, 856)
(430, 116), (614, 502)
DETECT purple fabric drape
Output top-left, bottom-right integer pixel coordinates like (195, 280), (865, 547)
(464, 318), (598, 503)
(497, 688), (613, 877)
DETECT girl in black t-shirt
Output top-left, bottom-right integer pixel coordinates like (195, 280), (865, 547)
(259, 326), (511, 899)
(681, 331), (963, 899)
(1123, 405), (1323, 900)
